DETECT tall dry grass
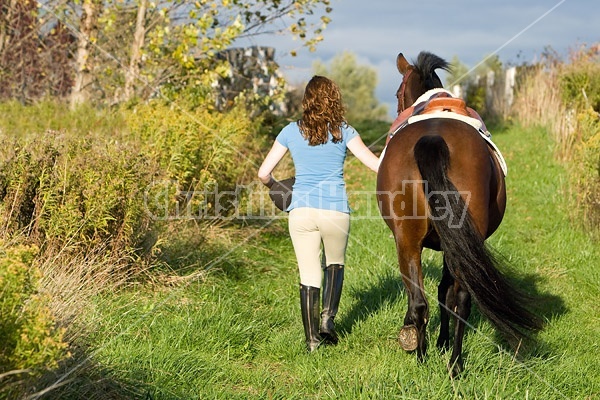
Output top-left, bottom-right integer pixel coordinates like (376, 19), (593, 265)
(511, 64), (575, 159)
(511, 45), (600, 233)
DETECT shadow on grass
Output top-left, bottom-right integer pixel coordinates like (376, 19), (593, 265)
(340, 268), (406, 336)
(517, 272), (569, 326)
(153, 219), (291, 281)
(339, 254), (446, 337)
(157, 232), (249, 281)
(19, 347), (151, 400)
(339, 247), (567, 366)
(491, 271), (569, 360)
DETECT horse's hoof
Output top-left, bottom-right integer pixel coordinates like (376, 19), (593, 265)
(448, 359), (464, 378)
(436, 338), (450, 352)
(399, 325), (418, 351)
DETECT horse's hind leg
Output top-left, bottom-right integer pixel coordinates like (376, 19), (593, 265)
(396, 242), (429, 360)
(449, 282), (471, 377)
(436, 260), (454, 351)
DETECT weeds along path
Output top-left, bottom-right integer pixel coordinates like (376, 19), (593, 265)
(44, 124), (599, 399)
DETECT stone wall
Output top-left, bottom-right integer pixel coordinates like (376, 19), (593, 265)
(213, 46), (287, 115)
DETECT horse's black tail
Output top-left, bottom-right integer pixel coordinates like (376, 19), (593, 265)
(413, 135), (543, 345)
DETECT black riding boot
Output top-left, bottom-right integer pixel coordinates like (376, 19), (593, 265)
(320, 264), (344, 345)
(300, 284), (322, 352)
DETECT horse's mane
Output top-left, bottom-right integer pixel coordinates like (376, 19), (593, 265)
(413, 52), (450, 89)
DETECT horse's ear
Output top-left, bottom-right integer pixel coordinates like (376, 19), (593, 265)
(397, 53), (412, 74)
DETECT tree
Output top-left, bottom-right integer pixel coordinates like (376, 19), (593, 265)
(0, 0), (18, 55)
(313, 51), (387, 122)
(446, 55), (469, 88)
(0, 0), (44, 102)
(70, 0), (102, 107)
(44, 21), (75, 98)
(66, 0), (334, 105)
(1, 0), (333, 106)
(0, 1), (77, 101)
(123, 0), (147, 102)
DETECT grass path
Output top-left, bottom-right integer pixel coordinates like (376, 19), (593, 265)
(45, 125), (599, 399)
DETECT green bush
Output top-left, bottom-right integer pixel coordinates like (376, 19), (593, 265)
(0, 242), (70, 373)
(0, 99), (264, 255)
(465, 84), (487, 118)
(560, 48), (600, 112)
(0, 131), (155, 256)
(124, 99), (263, 220)
(559, 46), (600, 233)
(568, 108), (600, 232)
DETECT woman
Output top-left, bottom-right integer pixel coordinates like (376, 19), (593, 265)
(258, 76), (379, 352)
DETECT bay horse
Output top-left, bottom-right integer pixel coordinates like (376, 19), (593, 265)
(376, 51), (542, 376)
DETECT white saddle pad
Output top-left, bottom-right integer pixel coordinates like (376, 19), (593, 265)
(381, 111), (508, 176)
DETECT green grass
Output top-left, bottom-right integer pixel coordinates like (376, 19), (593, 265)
(35, 125), (599, 399)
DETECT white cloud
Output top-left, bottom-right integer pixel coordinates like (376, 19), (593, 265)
(239, 0), (600, 120)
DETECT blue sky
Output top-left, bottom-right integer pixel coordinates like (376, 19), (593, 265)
(239, 0), (599, 120)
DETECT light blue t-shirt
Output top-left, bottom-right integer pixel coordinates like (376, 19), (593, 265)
(276, 121), (359, 213)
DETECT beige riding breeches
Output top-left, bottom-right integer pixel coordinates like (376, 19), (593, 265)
(288, 207), (350, 288)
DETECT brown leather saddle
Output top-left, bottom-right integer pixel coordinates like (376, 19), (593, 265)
(388, 91), (484, 144)
(421, 96), (469, 116)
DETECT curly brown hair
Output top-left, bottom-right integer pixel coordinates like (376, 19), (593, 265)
(299, 76), (346, 146)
